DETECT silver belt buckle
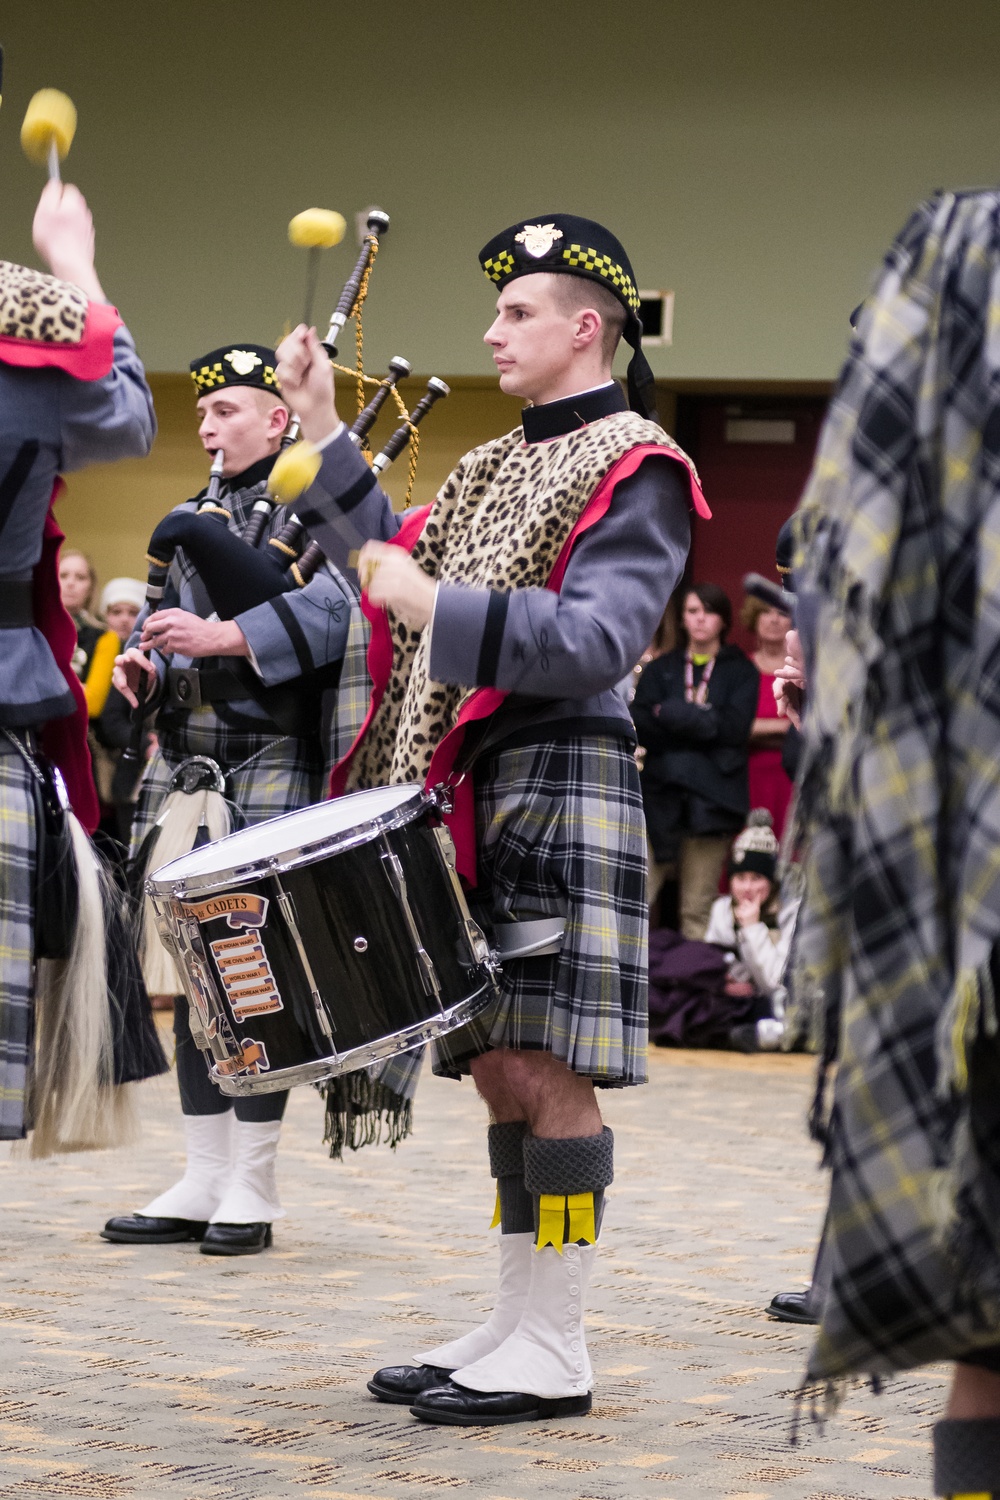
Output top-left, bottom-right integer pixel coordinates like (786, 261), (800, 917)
(169, 667), (202, 709)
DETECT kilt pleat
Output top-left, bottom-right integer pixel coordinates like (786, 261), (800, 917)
(432, 733), (648, 1087)
(0, 751), (36, 1138)
(130, 706), (323, 858)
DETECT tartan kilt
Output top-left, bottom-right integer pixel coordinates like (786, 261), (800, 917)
(130, 706), (324, 858)
(432, 732), (649, 1087)
(0, 745), (36, 1138)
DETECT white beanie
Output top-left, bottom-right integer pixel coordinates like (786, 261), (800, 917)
(100, 577), (146, 614)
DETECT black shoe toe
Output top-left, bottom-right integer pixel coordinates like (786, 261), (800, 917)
(199, 1222), (273, 1256)
(409, 1381), (592, 1427)
(766, 1289), (818, 1324)
(100, 1214), (208, 1244)
(367, 1364), (455, 1404)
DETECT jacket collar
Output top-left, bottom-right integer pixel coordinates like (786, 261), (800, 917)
(521, 381), (627, 444)
(224, 451), (277, 494)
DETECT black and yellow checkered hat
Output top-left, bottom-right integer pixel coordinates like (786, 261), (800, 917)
(479, 214), (657, 418)
(189, 343), (282, 397)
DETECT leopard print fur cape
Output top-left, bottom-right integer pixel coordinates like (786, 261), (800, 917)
(346, 410), (688, 791)
(0, 260), (88, 345)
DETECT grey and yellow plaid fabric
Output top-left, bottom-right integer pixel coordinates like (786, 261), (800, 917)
(130, 709), (323, 860)
(790, 189), (1000, 1387)
(432, 733), (648, 1087)
(0, 745), (36, 1139)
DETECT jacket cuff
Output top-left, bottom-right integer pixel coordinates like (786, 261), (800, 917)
(429, 584), (509, 687)
(234, 600), (299, 687)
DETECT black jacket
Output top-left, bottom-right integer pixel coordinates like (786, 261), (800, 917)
(632, 644), (759, 858)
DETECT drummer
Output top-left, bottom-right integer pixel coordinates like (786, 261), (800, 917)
(101, 344), (374, 1257)
(275, 215), (706, 1423)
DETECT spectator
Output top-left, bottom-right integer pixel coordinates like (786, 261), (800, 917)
(703, 809), (799, 1051)
(633, 583), (759, 938)
(742, 594), (794, 839)
(646, 808), (800, 1050)
(58, 548), (119, 718)
(100, 576), (146, 645)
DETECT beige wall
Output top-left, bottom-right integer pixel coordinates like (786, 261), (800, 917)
(4, 1), (1000, 384)
(60, 376), (526, 582)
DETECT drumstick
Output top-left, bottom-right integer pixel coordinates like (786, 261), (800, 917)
(288, 209), (346, 328)
(21, 89), (77, 182)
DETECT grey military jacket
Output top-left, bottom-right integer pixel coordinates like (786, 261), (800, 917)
(294, 389), (693, 749)
(0, 326), (155, 727)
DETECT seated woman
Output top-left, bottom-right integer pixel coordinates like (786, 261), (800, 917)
(646, 809), (800, 1051)
(703, 809), (799, 1051)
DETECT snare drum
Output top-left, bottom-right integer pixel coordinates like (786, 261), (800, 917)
(146, 785), (498, 1095)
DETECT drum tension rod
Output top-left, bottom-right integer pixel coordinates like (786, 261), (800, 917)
(378, 841), (442, 1003)
(275, 883), (336, 1041)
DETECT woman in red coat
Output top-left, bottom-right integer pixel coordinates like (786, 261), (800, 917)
(742, 595), (793, 840)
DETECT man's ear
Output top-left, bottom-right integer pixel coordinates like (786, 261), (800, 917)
(573, 308), (603, 351)
(271, 403), (291, 436)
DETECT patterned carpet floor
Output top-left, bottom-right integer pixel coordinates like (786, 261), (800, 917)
(0, 1041), (945, 1499)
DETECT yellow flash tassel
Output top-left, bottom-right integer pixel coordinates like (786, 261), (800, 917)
(536, 1194), (566, 1253)
(567, 1192), (597, 1245)
(490, 1187), (501, 1230)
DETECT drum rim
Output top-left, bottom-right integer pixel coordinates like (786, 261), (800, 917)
(147, 784), (430, 899)
(207, 978), (499, 1096)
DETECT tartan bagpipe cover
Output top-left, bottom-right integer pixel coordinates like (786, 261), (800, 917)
(792, 188), (1000, 1386)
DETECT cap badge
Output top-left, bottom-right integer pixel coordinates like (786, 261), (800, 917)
(225, 349), (263, 376)
(515, 223), (563, 259)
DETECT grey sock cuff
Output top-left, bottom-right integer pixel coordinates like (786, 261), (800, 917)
(934, 1417), (1000, 1493)
(523, 1127), (614, 1196)
(488, 1121), (528, 1179)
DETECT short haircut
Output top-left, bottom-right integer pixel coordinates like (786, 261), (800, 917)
(549, 274), (627, 362)
(682, 582), (733, 641)
(740, 592), (790, 632)
(249, 387), (290, 429)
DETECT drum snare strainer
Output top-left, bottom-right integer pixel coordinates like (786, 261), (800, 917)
(146, 784), (499, 1095)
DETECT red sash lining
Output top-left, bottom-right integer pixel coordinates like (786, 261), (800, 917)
(35, 483), (98, 829)
(329, 443), (708, 882)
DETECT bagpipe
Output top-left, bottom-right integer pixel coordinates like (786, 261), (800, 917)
(125, 207), (451, 756)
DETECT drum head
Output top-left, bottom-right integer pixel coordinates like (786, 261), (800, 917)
(149, 783), (424, 892)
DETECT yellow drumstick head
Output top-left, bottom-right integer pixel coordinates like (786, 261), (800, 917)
(268, 441), (322, 503)
(288, 209), (347, 250)
(21, 89), (77, 165)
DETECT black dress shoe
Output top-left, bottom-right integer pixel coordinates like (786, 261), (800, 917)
(766, 1289), (817, 1324)
(101, 1214), (207, 1245)
(410, 1381), (592, 1427)
(367, 1364), (455, 1404)
(199, 1222), (272, 1256)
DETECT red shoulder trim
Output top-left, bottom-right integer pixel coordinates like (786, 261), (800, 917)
(35, 485), (99, 830)
(0, 300), (123, 381)
(329, 444), (708, 880)
(327, 505), (433, 800)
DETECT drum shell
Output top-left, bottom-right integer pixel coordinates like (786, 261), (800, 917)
(149, 799), (495, 1093)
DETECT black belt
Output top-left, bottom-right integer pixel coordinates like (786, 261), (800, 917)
(0, 581), (33, 628)
(166, 665), (258, 710)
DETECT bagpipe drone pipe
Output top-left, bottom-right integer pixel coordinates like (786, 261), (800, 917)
(126, 205), (451, 756)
